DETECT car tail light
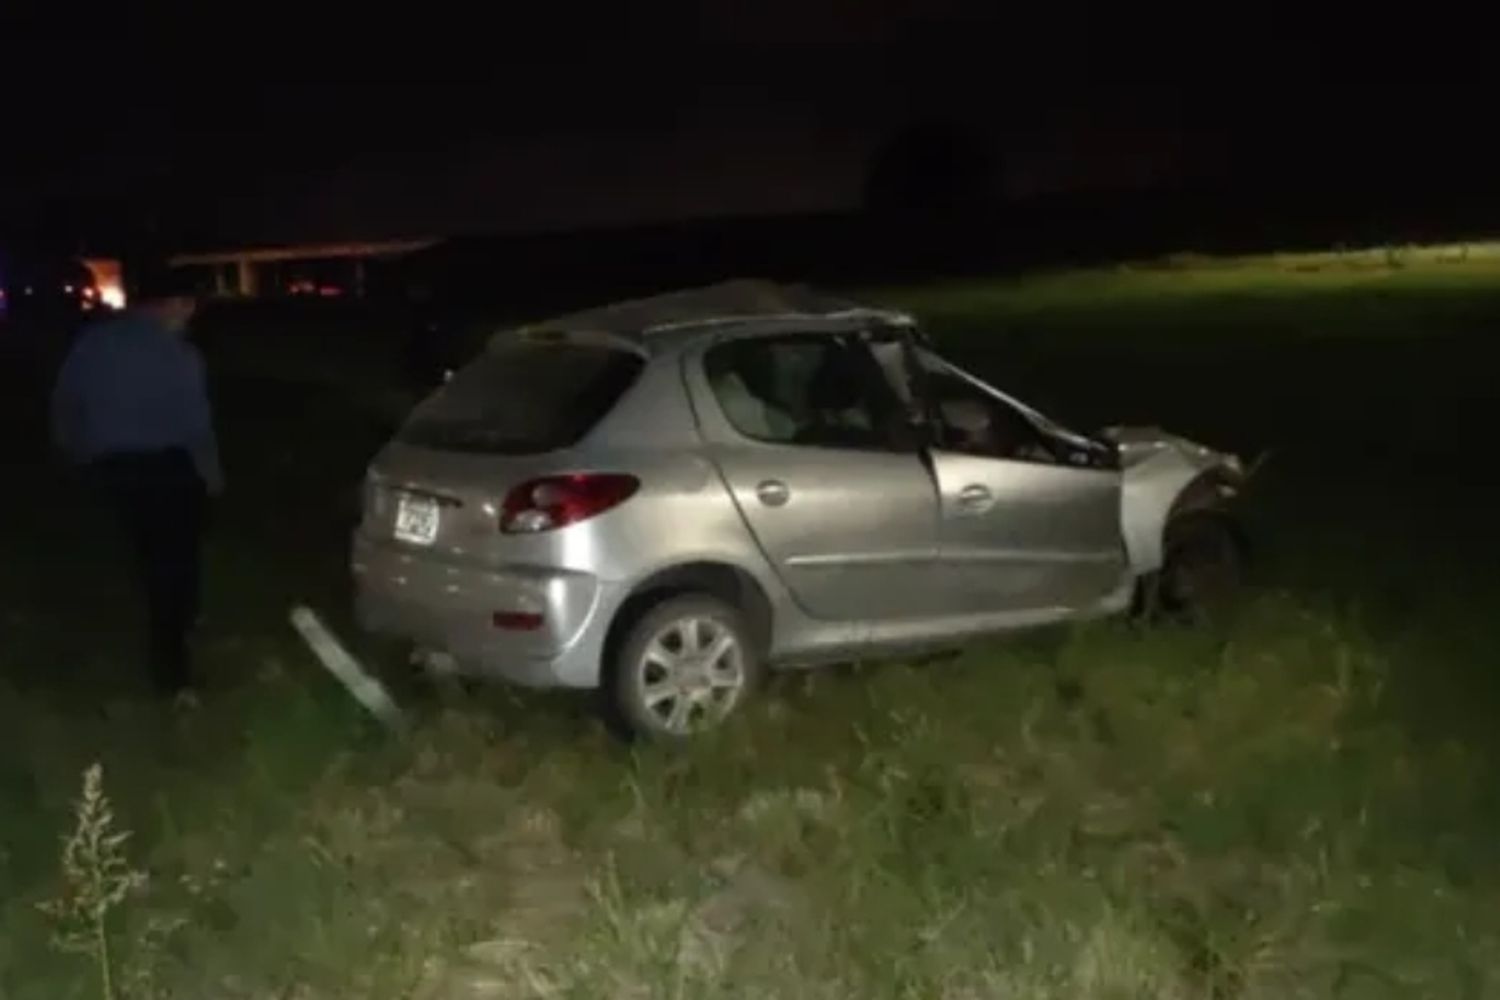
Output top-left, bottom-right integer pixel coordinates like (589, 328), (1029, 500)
(500, 474), (639, 533)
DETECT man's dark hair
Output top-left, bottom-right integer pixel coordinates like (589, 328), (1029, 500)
(130, 261), (199, 303)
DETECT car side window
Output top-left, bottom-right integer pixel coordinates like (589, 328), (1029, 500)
(705, 335), (915, 451)
(922, 368), (1060, 465)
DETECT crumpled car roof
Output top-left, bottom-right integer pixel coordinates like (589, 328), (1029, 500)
(496, 279), (912, 348)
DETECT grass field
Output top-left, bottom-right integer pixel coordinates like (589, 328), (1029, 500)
(3, 250), (1500, 998)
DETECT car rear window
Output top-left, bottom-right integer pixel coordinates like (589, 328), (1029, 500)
(397, 338), (644, 454)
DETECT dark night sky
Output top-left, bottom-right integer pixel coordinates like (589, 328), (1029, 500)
(1, 3), (1494, 252)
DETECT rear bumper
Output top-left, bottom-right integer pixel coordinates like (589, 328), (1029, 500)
(351, 534), (618, 688)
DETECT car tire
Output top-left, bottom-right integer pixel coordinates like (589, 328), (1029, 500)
(606, 594), (763, 741)
(1152, 511), (1245, 621)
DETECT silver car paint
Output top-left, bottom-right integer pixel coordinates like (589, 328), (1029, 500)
(1105, 426), (1245, 574)
(681, 335), (946, 623)
(354, 285), (1242, 689)
(926, 450), (1126, 611)
(918, 351), (1242, 577)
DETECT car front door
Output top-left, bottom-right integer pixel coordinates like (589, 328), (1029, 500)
(915, 352), (1128, 614)
(697, 331), (942, 623)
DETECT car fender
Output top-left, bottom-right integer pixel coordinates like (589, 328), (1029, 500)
(1105, 427), (1246, 575)
(614, 546), (788, 609)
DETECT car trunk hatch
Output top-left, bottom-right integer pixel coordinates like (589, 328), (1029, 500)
(362, 333), (645, 562)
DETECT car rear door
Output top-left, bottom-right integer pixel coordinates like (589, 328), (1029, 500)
(695, 332), (943, 623)
(917, 354), (1127, 613)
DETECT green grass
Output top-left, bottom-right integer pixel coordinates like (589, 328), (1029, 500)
(4, 249), (1500, 997)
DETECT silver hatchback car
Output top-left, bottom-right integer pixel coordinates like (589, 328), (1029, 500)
(354, 281), (1247, 738)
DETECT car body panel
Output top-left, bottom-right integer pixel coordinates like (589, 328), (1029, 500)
(917, 350), (1242, 578)
(356, 438), (861, 686)
(681, 338), (944, 622)
(1105, 426), (1245, 574)
(927, 450), (1128, 611)
(352, 534), (613, 686)
(704, 441), (943, 622)
(352, 281), (1246, 691)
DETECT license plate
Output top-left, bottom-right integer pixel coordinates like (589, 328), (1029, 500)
(394, 493), (440, 545)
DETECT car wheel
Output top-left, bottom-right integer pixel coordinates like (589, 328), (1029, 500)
(1156, 512), (1244, 620)
(609, 595), (761, 740)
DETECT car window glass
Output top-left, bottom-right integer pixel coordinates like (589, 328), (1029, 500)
(921, 366), (1059, 464)
(705, 335), (913, 450)
(398, 340), (643, 454)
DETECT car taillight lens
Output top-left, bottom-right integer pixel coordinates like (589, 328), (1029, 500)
(500, 474), (639, 533)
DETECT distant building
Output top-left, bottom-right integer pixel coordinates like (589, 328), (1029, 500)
(169, 238), (437, 299)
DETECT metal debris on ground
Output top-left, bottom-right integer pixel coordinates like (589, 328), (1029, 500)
(290, 605), (407, 734)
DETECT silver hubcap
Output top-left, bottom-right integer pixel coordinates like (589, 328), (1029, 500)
(636, 616), (746, 735)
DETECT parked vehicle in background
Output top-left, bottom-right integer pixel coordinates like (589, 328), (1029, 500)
(353, 281), (1249, 739)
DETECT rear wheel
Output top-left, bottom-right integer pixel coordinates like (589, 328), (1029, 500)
(608, 595), (762, 740)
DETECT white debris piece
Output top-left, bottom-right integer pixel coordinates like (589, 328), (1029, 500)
(289, 605), (407, 734)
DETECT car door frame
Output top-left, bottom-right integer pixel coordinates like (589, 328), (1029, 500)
(684, 319), (947, 626)
(907, 346), (1132, 616)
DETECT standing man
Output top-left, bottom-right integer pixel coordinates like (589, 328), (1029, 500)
(51, 264), (222, 695)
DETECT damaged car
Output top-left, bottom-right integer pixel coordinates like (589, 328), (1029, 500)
(353, 281), (1249, 738)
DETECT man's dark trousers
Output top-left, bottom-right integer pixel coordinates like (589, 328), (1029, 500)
(89, 449), (205, 693)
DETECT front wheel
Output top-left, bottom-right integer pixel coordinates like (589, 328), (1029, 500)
(607, 595), (762, 740)
(1143, 512), (1246, 621)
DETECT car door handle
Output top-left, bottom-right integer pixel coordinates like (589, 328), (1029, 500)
(755, 479), (791, 507)
(957, 484), (993, 511)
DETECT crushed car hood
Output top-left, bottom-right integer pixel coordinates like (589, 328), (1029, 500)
(1101, 425), (1245, 477)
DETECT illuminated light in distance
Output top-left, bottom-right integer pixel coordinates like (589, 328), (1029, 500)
(82, 259), (126, 309)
